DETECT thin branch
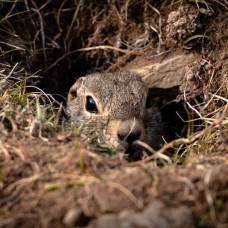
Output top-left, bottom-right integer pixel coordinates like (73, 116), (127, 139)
(140, 104), (228, 164)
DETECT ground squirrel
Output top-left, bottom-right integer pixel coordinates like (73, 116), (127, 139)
(67, 72), (165, 153)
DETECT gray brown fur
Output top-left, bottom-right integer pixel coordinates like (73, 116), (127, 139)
(67, 72), (165, 151)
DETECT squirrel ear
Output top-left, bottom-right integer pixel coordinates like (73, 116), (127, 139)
(68, 77), (85, 101)
(74, 77), (85, 88)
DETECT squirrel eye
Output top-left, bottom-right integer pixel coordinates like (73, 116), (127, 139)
(85, 96), (98, 113)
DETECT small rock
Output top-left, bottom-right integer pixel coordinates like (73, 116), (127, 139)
(63, 207), (90, 227)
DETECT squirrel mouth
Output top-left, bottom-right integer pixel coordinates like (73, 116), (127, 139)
(125, 142), (145, 161)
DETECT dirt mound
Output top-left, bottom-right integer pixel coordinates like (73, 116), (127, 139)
(0, 131), (228, 227)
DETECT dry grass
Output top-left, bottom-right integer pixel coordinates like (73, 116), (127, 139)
(0, 64), (65, 138)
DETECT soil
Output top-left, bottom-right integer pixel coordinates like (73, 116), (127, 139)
(0, 130), (228, 228)
(0, 1), (228, 228)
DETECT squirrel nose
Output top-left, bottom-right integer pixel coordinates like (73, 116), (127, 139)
(117, 119), (142, 144)
(117, 129), (141, 143)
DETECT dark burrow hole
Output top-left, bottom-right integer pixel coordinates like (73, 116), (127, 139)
(0, 1), (207, 163)
(1, 33), (200, 162)
(126, 101), (191, 162)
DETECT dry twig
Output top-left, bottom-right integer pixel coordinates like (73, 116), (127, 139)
(140, 104), (228, 164)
